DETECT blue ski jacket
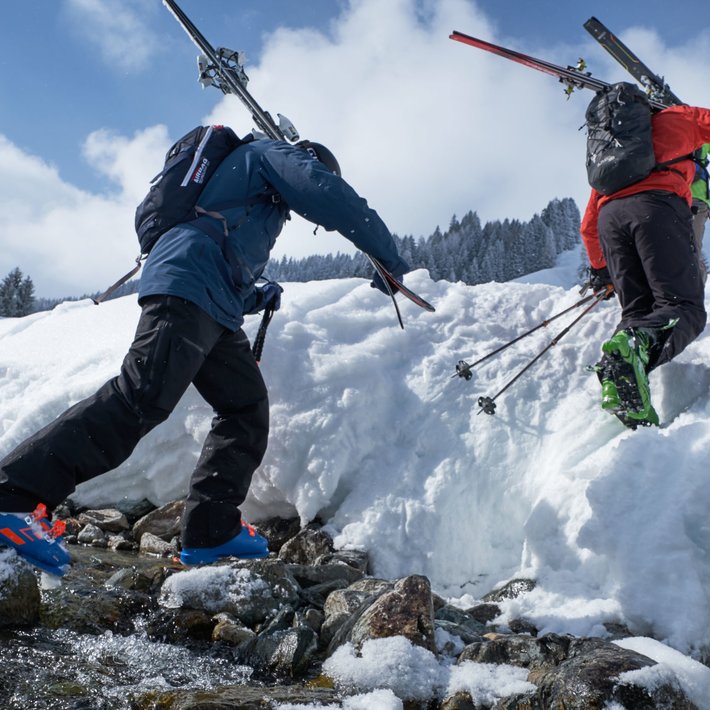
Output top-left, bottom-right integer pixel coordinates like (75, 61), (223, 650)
(138, 138), (409, 330)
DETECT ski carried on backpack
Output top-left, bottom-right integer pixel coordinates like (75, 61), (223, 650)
(163, 0), (435, 324)
(448, 30), (671, 110)
(583, 17), (683, 107)
(163, 0), (298, 142)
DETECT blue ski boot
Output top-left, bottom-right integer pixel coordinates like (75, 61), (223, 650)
(180, 521), (269, 565)
(0, 503), (71, 576)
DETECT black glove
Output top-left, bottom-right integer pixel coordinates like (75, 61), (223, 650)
(589, 266), (615, 300)
(370, 260), (409, 295)
(252, 281), (283, 313)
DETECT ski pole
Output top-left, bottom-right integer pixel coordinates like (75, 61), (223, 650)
(251, 303), (275, 364)
(453, 293), (596, 380)
(476, 287), (610, 416)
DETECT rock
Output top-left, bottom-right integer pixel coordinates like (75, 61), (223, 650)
(435, 604), (487, 640)
(77, 523), (107, 546)
(254, 516), (302, 554)
(77, 508), (130, 533)
(322, 579), (393, 647)
(112, 498), (156, 523)
(298, 578), (349, 609)
(286, 561), (364, 589)
(132, 499), (185, 543)
(139, 532), (178, 558)
(458, 633), (696, 709)
(0, 552), (40, 626)
(466, 601), (501, 625)
(145, 607), (215, 642)
(278, 525), (334, 565)
(316, 550), (370, 574)
(440, 691), (478, 710)
(242, 623), (319, 678)
(107, 533), (137, 551)
(212, 612), (256, 646)
(482, 577), (536, 602)
(131, 685), (339, 709)
(331, 575), (436, 654)
(159, 559), (301, 628)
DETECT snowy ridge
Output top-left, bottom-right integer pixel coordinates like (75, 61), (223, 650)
(2, 256), (710, 660)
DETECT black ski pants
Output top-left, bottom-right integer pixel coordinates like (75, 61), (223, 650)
(0, 296), (269, 547)
(598, 191), (707, 369)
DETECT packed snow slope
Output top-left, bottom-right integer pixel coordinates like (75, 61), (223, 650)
(2, 249), (710, 657)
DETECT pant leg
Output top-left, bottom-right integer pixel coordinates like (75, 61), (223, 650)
(692, 198), (709, 284)
(0, 296), (224, 511)
(181, 328), (269, 547)
(599, 192), (706, 368)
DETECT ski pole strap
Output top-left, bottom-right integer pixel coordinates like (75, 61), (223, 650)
(92, 255), (143, 305)
(251, 303), (275, 363)
(477, 289), (608, 415)
(454, 293), (596, 379)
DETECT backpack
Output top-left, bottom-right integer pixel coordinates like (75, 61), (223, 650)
(134, 125), (247, 254)
(585, 82), (689, 196)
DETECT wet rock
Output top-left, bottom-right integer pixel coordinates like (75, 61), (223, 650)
(132, 685), (339, 709)
(77, 523), (107, 547)
(139, 531), (178, 557)
(302, 607), (324, 633)
(132, 499), (184, 543)
(146, 607), (215, 642)
(107, 532), (137, 551)
(159, 559), (301, 628)
(77, 508), (130, 533)
(240, 605), (319, 677)
(0, 552), (40, 626)
(278, 525), (334, 565)
(212, 612), (256, 646)
(40, 584), (136, 634)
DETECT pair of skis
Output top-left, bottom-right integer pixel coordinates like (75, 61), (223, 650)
(162, 0), (434, 328)
(449, 17), (681, 111)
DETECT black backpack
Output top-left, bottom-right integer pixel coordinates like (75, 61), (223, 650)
(585, 82), (689, 196)
(134, 125), (247, 254)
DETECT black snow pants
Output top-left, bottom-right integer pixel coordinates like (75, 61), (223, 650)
(0, 295), (269, 547)
(598, 191), (707, 370)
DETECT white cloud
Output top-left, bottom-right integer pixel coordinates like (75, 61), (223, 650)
(3, 0), (709, 296)
(64, 0), (158, 72)
(0, 128), (169, 298)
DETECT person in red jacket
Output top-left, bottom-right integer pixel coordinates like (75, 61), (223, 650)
(582, 102), (710, 427)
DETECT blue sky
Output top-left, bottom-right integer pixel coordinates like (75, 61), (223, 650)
(2, 1), (709, 297)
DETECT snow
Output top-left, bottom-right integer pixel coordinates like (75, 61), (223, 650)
(3, 250), (710, 702)
(159, 566), (270, 612)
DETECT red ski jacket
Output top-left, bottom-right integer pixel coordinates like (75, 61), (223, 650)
(581, 105), (710, 268)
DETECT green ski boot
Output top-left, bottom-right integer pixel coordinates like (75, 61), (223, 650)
(595, 329), (659, 428)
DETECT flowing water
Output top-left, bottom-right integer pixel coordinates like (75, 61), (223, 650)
(0, 547), (255, 709)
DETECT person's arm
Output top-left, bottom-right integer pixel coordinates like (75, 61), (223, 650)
(580, 190), (605, 269)
(259, 142), (409, 276)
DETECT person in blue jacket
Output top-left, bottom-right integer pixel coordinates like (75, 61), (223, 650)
(0, 136), (410, 576)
